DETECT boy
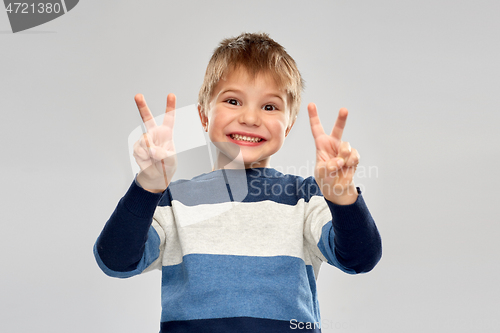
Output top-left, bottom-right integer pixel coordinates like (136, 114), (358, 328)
(94, 32), (381, 333)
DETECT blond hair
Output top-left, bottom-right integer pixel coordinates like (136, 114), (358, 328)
(198, 32), (304, 127)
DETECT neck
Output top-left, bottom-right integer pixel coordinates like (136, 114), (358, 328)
(212, 149), (270, 170)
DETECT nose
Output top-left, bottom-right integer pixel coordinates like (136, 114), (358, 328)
(238, 106), (261, 127)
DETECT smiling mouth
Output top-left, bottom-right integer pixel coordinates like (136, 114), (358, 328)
(229, 133), (263, 143)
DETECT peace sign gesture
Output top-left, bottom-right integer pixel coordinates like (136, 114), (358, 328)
(133, 93), (177, 193)
(308, 103), (360, 205)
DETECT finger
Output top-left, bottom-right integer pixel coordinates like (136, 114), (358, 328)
(133, 140), (153, 169)
(324, 141), (351, 171)
(307, 103), (326, 140)
(162, 93), (176, 127)
(166, 93), (176, 112)
(326, 157), (346, 171)
(330, 108), (348, 141)
(133, 140), (149, 162)
(137, 133), (157, 160)
(135, 94), (157, 131)
(150, 146), (169, 160)
(348, 148), (360, 167)
(137, 132), (172, 161)
(337, 141), (352, 163)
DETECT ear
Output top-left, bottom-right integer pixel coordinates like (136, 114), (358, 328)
(284, 116), (296, 137)
(198, 104), (208, 132)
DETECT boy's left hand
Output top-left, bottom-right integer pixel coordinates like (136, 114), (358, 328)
(308, 103), (359, 205)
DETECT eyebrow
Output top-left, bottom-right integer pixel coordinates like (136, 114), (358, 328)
(266, 93), (285, 103)
(219, 89), (286, 104)
(219, 88), (243, 95)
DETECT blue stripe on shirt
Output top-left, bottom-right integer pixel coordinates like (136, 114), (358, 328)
(159, 168), (322, 207)
(159, 254), (320, 324)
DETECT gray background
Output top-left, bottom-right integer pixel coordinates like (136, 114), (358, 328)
(1, 1), (499, 332)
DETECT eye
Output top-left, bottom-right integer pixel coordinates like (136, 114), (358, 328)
(263, 104), (278, 111)
(225, 98), (240, 106)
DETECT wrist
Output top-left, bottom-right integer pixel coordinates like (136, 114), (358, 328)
(136, 172), (168, 193)
(323, 184), (358, 205)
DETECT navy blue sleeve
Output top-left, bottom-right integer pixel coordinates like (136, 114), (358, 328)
(325, 188), (382, 273)
(94, 180), (165, 273)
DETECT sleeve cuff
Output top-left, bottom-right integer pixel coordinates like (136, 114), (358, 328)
(122, 176), (165, 218)
(325, 187), (373, 231)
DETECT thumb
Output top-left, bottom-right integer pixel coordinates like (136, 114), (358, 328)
(326, 157), (345, 171)
(150, 147), (169, 160)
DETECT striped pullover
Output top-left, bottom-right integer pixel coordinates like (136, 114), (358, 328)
(94, 167), (382, 333)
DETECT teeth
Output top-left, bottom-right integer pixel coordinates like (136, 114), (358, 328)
(231, 134), (262, 143)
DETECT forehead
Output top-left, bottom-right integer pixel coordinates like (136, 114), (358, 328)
(216, 67), (285, 93)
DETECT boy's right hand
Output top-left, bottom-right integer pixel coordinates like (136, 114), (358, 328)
(133, 93), (177, 193)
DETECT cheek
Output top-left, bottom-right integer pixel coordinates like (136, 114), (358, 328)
(270, 118), (288, 137)
(207, 113), (229, 139)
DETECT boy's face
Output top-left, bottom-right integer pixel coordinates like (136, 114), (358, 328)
(199, 68), (294, 169)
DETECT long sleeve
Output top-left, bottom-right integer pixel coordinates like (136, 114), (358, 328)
(93, 180), (165, 278)
(319, 187), (382, 274)
(301, 174), (382, 275)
